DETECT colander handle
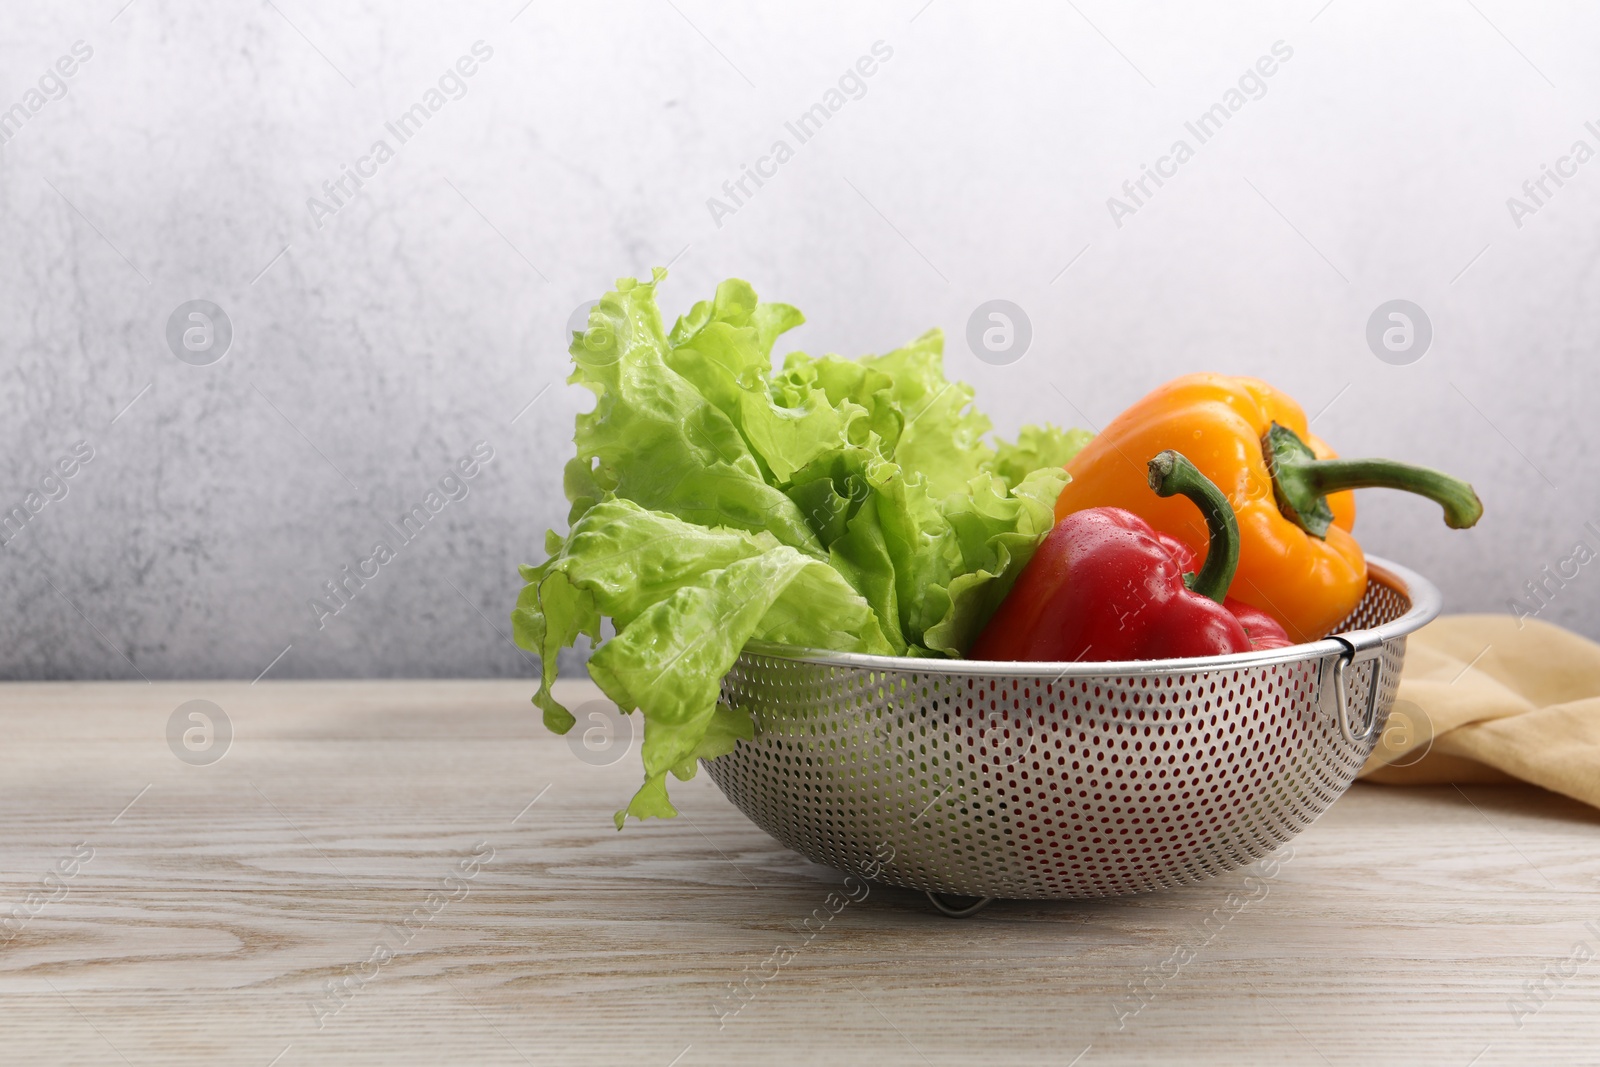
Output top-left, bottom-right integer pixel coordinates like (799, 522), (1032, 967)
(1329, 631), (1387, 744)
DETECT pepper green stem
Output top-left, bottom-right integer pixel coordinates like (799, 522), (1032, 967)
(1263, 422), (1484, 539)
(1147, 450), (1239, 604)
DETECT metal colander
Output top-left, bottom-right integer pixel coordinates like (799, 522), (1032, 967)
(704, 556), (1439, 908)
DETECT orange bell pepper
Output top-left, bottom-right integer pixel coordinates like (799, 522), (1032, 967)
(1053, 374), (1482, 643)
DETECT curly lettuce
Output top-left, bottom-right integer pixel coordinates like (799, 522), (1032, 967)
(512, 270), (1088, 825)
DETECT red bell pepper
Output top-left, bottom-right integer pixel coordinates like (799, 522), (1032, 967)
(971, 450), (1291, 662)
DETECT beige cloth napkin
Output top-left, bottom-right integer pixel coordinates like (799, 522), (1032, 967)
(1360, 615), (1600, 807)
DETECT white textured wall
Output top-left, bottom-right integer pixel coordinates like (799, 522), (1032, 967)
(3, 0), (1597, 680)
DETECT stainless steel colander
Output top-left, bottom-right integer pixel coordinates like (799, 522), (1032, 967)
(704, 556), (1438, 909)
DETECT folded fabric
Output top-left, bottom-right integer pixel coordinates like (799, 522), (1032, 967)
(1360, 614), (1600, 808)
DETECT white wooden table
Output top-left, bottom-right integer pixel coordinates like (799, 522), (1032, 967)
(3, 680), (1597, 1065)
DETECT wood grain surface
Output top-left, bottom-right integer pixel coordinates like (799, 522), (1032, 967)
(2, 680), (1598, 1065)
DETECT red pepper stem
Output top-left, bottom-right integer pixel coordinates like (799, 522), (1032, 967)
(1146, 450), (1240, 604)
(1264, 422), (1484, 538)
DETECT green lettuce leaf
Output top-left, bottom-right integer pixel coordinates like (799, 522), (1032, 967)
(563, 271), (822, 554)
(512, 498), (893, 824)
(989, 424), (1094, 489)
(860, 331), (996, 499)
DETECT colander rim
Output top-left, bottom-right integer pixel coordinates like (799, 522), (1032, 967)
(740, 555), (1440, 678)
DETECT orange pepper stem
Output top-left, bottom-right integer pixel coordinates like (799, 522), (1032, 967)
(1264, 422), (1484, 539)
(1146, 450), (1240, 604)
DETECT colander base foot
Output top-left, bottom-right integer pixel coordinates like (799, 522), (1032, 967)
(925, 892), (994, 918)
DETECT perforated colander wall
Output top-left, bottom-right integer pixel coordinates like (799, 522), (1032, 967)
(704, 575), (1411, 899)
